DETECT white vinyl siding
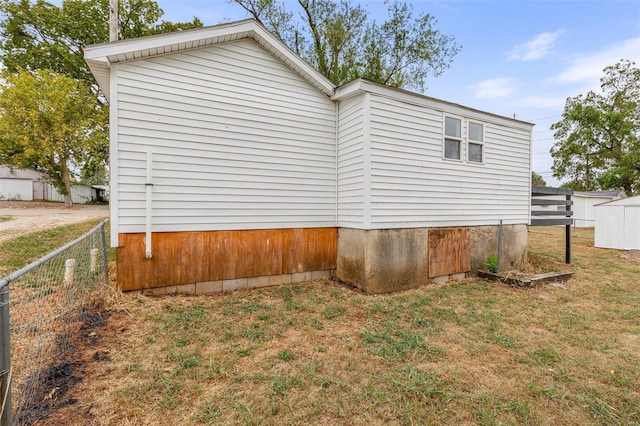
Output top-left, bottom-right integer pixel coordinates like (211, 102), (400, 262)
(337, 94), (366, 228)
(115, 39), (336, 233)
(367, 94), (531, 228)
(595, 196), (640, 249)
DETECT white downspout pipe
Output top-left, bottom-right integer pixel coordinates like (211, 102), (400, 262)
(145, 150), (153, 259)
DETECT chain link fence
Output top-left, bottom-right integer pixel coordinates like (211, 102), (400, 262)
(0, 220), (109, 426)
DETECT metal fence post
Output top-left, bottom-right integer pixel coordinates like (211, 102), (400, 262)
(100, 221), (109, 286)
(0, 286), (12, 426)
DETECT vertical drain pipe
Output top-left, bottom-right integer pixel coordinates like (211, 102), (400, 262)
(145, 150), (153, 259)
(497, 219), (503, 273)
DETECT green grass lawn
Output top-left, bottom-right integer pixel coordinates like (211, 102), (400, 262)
(69, 226), (640, 426)
(5, 225), (639, 425)
(0, 219), (106, 277)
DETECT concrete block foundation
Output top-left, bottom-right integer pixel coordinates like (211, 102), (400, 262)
(142, 225), (528, 296)
(469, 224), (528, 272)
(336, 228), (430, 293)
(336, 225), (527, 293)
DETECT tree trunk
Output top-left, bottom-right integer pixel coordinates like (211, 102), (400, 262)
(62, 163), (73, 208)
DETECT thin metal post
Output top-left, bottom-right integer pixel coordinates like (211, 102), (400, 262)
(565, 194), (571, 264)
(0, 286), (12, 426)
(497, 219), (503, 273)
(100, 222), (110, 286)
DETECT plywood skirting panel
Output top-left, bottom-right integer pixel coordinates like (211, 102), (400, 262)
(117, 228), (337, 291)
(428, 228), (471, 278)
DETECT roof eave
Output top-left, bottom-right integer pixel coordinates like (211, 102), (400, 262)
(333, 78), (535, 130)
(83, 19), (335, 99)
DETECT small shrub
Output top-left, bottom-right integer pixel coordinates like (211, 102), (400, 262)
(485, 254), (499, 273)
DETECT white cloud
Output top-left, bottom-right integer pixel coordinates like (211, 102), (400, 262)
(551, 37), (640, 88)
(508, 30), (565, 61)
(469, 77), (515, 99)
(515, 94), (567, 110)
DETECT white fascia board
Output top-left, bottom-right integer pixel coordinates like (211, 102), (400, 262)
(573, 194), (615, 200)
(83, 19), (335, 97)
(596, 195), (640, 207)
(332, 79), (368, 101)
(83, 19), (256, 61)
(334, 78), (534, 131)
(85, 59), (112, 101)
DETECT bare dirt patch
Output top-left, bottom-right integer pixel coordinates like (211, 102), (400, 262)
(621, 250), (640, 262)
(0, 201), (108, 243)
(21, 302), (129, 426)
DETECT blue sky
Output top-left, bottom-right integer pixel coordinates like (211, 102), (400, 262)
(157, 1), (639, 185)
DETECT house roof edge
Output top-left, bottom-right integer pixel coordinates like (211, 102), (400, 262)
(83, 19), (335, 100)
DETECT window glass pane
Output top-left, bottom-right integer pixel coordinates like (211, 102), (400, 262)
(445, 139), (460, 159)
(469, 122), (483, 142)
(445, 117), (461, 138)
(469, 142), (483, 162)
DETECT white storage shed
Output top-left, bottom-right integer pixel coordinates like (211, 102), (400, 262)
(0, 178), (33, 201)
(595, 195), (640, 250)
(572, 191), (625, 227)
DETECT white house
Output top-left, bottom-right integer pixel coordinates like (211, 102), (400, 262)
(595, 195), (640, 250)
(84, 19), (534, 293)
(0, 165), (99, 204)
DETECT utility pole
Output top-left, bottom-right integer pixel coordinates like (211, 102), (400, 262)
(109, 0), (118, 42)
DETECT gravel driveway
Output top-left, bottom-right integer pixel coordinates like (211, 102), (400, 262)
(0, 201), (108, 243)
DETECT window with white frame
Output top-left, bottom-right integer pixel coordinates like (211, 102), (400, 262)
(468, 122), (484, 163)
(444, 116), (462, 160)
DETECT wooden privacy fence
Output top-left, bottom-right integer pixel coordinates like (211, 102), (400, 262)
(531, 186), (573, 263)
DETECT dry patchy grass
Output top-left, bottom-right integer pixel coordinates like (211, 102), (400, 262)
(46, 227), (640, 425)
(0, 219), (105, 276)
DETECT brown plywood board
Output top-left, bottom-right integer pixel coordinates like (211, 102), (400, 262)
(117, 228), (337, 291)
(428, 228), (471, 278)
(283, 228), (338, 273)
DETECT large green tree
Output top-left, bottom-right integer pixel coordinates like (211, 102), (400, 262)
(0, 0), (202, 201)
(0, 0), (202, 95)
(0, 70), (107, 207)
(230, 0), (461, 91)
(531, 171), (547, 187)
(550, 60), (640, 195)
